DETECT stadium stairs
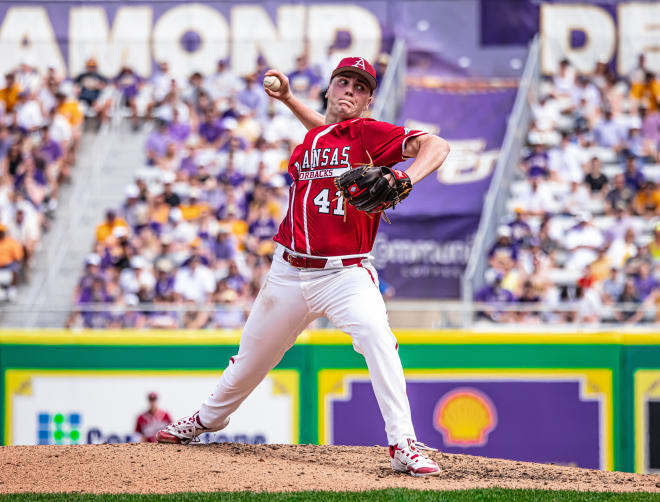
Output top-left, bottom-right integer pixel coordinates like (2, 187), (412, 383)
(1, 118), (149, 328)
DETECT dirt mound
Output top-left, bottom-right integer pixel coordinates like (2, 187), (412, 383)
(1, 443), (659, 494)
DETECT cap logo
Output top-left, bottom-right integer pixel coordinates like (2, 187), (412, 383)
(352, 58), (366, 70)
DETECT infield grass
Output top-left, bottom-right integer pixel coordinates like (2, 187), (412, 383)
(1, 489), (660, 501)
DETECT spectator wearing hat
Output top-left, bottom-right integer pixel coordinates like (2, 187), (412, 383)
(74, 58), (107, 108)
(135, 392), (172, 443)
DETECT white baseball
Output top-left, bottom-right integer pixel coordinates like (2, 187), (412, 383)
(263, 75), (281, 92)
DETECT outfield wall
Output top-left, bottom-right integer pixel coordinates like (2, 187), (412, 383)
(1, 330), (659, 474)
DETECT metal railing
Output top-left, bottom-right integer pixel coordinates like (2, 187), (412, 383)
(372, 38), (406, 123)
(0, 301), (654, 330)
(461, 35), (540, 324)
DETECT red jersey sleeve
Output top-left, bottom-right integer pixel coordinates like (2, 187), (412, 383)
(135, 414), (146, 434)
(361, 119), (426, 167)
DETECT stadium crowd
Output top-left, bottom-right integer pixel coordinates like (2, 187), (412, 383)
(477, 55), (660, 324)
(0, 61), (90, 301)
(68, 55), (359, 329)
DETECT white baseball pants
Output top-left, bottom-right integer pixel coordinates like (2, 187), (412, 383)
(198, 244), (416, 446)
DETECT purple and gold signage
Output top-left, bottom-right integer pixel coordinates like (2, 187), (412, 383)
(319, 369), (614, 470)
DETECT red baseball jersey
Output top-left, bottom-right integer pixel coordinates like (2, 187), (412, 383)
(135, 409), (172, 443)
(273, 118), (425, 256)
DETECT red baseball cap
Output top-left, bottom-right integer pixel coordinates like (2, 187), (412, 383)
(331, 57), (377, 91)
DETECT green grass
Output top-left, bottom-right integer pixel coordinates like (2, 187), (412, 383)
(1, 490), (660, 502)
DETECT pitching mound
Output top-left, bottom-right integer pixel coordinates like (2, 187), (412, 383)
(1, 443), (659, 494)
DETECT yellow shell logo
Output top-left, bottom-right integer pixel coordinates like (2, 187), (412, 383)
(433, 388), (497, 447)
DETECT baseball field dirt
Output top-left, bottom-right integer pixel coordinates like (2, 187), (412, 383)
(1, 443), (659, 494)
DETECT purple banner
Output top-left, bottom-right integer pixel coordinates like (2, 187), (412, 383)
(330, 378), (604, 469)
(374, 87), (517, 298)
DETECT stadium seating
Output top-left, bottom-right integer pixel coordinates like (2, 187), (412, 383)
(476, 58), (660, 324)
(69, 58), (324, 329)
(0, 64), (87, 301)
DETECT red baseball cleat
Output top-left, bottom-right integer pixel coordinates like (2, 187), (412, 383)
(156, 412), (229, 445)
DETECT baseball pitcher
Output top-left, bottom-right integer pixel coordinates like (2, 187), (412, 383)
(158, 57), (451, 477)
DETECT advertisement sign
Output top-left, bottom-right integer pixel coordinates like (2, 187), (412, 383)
(374, 87), (517, 298)
(634, 369), (660, 474)
(319, 369), (613, 470)
(4, 369), (299, 446)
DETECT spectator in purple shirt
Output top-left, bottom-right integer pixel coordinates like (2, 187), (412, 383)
(593, 110), (627, 152)
(79, 276), (113, 328)
(237, 75), (267, 116)
(146, 119), (171, 165)
(524, 144), (550, 178)
(198, 108), (225, 145)
(116, 66), (142, 130)
(213, 228), (236, 261)
(217, 158), (245, 187)
(0, 125), (11, 160)
(634, 262), (658, 300)
(248, 205), (277, 241)
(168, 108), (191, 143)
(288, 55), (321, 100)
(623, 155), (645, 192)
(38, 126), (62, 164)
(475, 276), (516, 322)
(640, 106), (660, 152)
(224, 261), (247, 296)
(154, 266), (175, 298)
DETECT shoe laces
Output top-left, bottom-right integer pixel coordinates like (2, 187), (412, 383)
(411, 440), (437, 453)
(175, 413), (203, 445)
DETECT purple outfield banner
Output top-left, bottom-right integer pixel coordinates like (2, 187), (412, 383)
(373, 86), (517, 298)
(323, 373), (613, 470)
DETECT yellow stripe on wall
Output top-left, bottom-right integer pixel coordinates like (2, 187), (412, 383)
(1, 329), (660, 346)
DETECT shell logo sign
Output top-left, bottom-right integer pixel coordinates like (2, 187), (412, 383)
(433, 387), (497, 447)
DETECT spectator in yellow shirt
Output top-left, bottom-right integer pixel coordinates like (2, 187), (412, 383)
(0, 224), (24, 268)
(633, 181), (660, 217)
(0, 73), (20, 113)
(55, 92), (83, 127)
(651, 225), (660, 263)
(0, 224), (24, 300)
(631, 72), (660, 112)
(179, 189), (210, 221)
(95, 209), (129, 243)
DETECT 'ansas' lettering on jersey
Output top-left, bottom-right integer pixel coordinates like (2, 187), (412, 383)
(298, 146), (351, 179)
